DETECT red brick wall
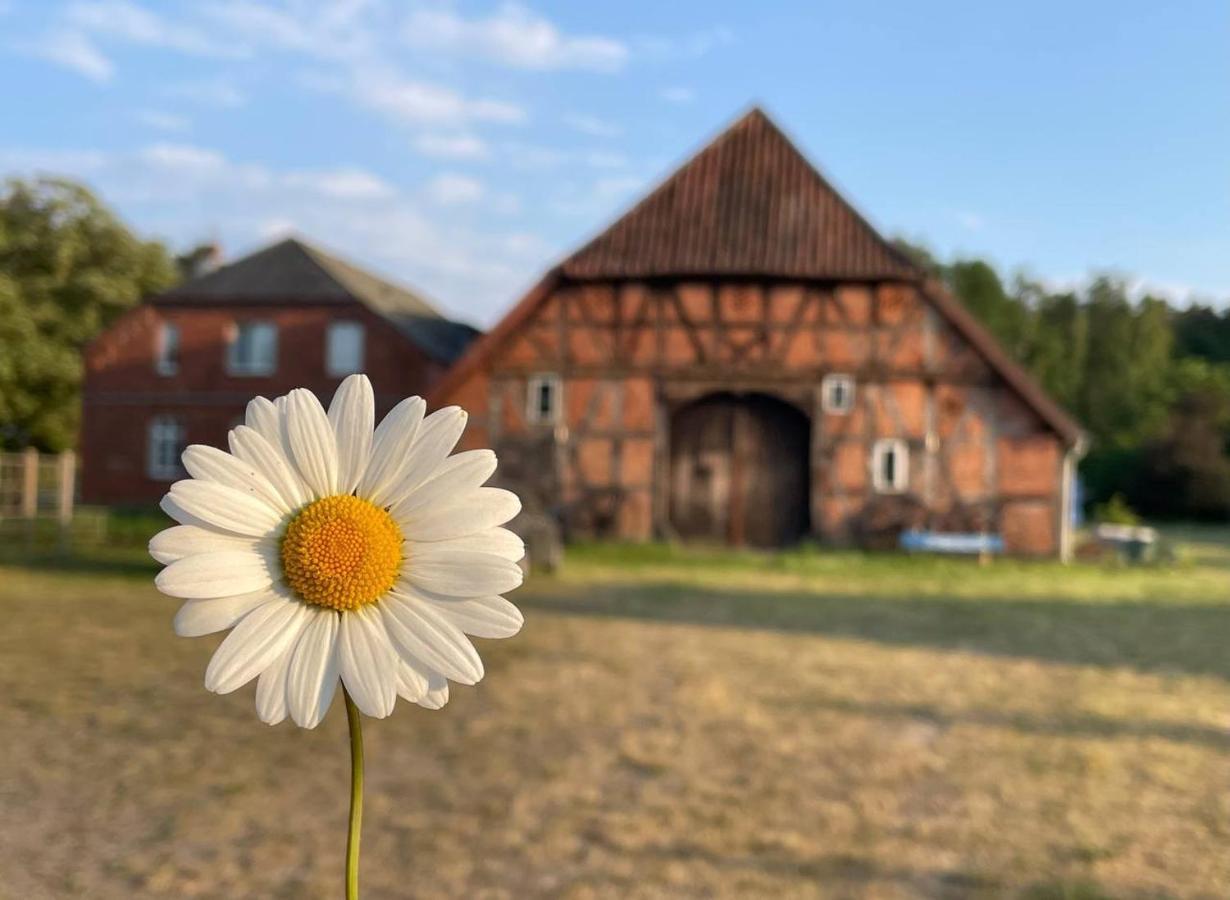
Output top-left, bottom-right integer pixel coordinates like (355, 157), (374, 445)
(81, 301), (446, 505)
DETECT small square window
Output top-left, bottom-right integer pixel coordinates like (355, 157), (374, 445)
(872, 438), (909, 493)
(155, 322), (180, 376)
(226, 322), (278, 376)
(821, 373), (855, 414)
(147, 416), (185, 480)
(526, 373), (561, 425)
(326, 321), (365, 376)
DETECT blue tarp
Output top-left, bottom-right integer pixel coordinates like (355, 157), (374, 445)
(899, 530), (1005, 554)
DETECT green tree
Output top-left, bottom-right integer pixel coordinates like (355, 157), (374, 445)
(945, 259), (1030, 358)
(0, 178), (176, 450)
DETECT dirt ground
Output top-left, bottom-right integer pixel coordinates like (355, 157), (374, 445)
(2, 539), (1229, 899)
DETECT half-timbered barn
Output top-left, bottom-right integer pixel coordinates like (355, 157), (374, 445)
(435, 108), (1086, 557)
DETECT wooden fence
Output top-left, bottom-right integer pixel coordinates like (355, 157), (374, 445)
(0, 449), (78, 527)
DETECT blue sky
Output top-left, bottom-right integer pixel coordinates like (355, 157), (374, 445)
(1, 1), (1226, 326)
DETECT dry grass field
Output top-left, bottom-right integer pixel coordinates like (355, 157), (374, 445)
(2, 530), (1229, 899)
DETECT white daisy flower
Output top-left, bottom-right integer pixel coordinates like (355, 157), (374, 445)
(150, 374), (525, 728)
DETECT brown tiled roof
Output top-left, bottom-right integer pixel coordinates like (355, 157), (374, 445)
(156, 237), (479, 363)
(561, 107), (919, 281)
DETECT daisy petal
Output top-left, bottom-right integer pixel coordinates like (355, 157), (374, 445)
(427, 595), (524, 639)
(204, 597), (310, 695)
(418, 672), (450, 709)
(382, 406), (467, 505)
(156, 548), (278, 599)
(256, 643), (294, 725)
(402, 546), (524, 598)
(149, 525), (266, 564)
(329, 374), (374, 495)
(389, 450), (497, 522)
(287, 607), (341, 729)
(166, 480), (284, 538)
(381, 591), (485, 684)
(182, 444), (291, 515)
(285, 388), (339, 498)
(359, 396), (426, 504)
(244, 396), (282, 448)
(337, 606), (399, 718)
(229, 425), (310, 511)
(419, 528), (525, 562)
(395, 657), (430, 702)
(397, 488), (521, 542)
(173, 587), (279, 637)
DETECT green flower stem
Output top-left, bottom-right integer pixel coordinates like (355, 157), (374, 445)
(344, 689), (364, 900)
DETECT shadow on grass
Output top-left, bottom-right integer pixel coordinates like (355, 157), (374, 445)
(805, 697), (1230, 750)
(522, 580), (1230, 683)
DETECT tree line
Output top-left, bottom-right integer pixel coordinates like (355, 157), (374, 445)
(896, 240), (1230, 520)
(1, 177), (1227, 520)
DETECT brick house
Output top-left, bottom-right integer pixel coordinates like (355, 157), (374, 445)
(430, 108), (1086, 557)
(81, 237), (477, 505)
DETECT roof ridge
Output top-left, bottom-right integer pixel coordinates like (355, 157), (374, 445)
(559, 104), (920, 281)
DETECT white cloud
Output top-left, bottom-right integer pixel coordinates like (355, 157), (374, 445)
(426, 173), (485, 206)
(502, 141), (569, 170)
(24, 30), (114, 82)
(661, 86), (694, 104)
(412, 133), (490, 161)
(284, 167), (396, 201)
(132, 109), (191, 132)
(564, 114), (621, 138)
(65, 0), (245, 58)
(139, 142), (228, 173)
(353, 67), (524, 126)
(403, 2), (627, 72)
(636, 26), (734, 61)
(162, 78), (247, 108)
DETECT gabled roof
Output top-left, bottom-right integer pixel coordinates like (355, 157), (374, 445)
(562, 107), (919, 281)
(430, 107), (1085, 448)
(156, 237), (478, 363)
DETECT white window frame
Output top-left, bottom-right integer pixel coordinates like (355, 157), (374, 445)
(821, 373), (855, 414)
(155, 321), (180, 376)
(871, 438), (909, 494)
(147, 416), (185, 480)
(225, 321), (278, 376)
(526, 373), (562, 425)
(326, 321), (365, 377)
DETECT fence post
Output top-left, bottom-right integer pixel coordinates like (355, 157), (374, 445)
(57, 451), (76, 553)
(21, 447), (38, 518)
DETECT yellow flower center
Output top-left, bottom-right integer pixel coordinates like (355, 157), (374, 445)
(280, 495), (403, 611)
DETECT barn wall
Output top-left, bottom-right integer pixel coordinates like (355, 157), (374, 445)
(441, 278), (1069, 556)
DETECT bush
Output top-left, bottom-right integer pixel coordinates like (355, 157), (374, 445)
(1093, 493), (1140, 526)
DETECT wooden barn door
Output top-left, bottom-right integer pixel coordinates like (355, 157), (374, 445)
(669, 393), (810, 547)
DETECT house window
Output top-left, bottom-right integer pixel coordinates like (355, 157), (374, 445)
(526, 373), (561, 424)
(226, 321), (277, 375)
(821, 373), (854, 414)
(872, 438), (909, 493)
(155, 322), (180, 376)
(147, 416), (185, 480)
(326, 321), (365, 376)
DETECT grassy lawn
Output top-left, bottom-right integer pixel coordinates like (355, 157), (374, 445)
(1, 529), (1228, 898)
